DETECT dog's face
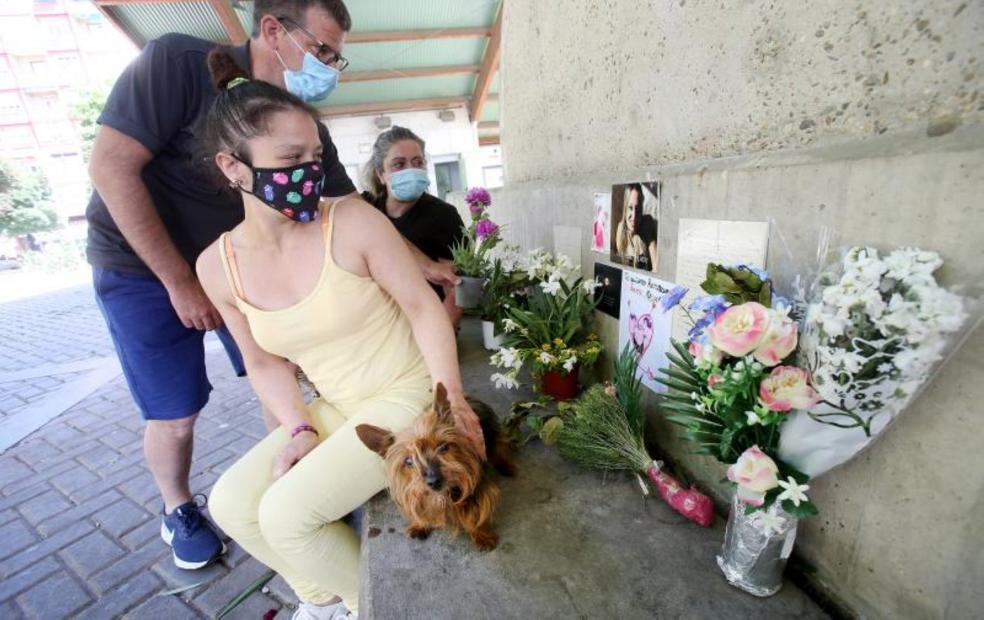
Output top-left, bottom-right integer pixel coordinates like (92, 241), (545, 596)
(357, 384), (483, 515)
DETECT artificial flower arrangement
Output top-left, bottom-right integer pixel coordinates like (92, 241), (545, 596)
(658, 263), (819, 518)
(658, 253), (975, 596)
(451, 187), (502, 308)
(489, 250), (603, 400)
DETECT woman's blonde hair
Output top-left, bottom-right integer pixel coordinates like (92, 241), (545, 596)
(361, 126), (426, 201)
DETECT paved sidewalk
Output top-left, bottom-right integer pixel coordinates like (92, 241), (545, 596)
(0, 285), (293, 619)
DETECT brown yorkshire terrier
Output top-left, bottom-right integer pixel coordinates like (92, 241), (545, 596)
(356, 384), (516, 551)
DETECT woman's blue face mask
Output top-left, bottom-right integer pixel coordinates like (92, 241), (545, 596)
(388, 168), (430, 202)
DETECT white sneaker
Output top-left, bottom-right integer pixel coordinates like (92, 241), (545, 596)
(291, 601), (355, 620)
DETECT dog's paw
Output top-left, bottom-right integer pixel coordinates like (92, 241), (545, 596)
(407, 525), (433, 540)
(471, 530), (499, 551)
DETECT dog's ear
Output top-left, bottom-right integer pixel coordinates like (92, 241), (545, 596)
(355, 424), (394, 457)
(433, 382), (453, 424)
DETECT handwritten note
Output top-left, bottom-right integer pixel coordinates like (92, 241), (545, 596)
(673, 219), (769, 340)
(618, 271), (677, 394)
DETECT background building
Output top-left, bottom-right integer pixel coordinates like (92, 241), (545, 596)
(0, 0), (136, 222)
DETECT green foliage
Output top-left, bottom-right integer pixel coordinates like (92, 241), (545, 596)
(552, 384), (650, 472)
(216, 569), (276, 619)
(21, 237), (86, 272)
(502, 278), (599, 351)
(657, 339), (776, 463)
(477, 258), (527, 323)
(613, 343), (644, 437)
(0, 159), (58, 236)
(73, 87), (109, 163)
(700, 263), (772, 307)
(450, 232), (496, 277)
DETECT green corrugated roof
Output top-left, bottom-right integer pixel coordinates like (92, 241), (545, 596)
(104, 0), (502, 129)
(344, 38), (487, 72)
(114, 2), (232, 44)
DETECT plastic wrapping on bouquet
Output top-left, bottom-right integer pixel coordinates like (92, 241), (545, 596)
(717, 494), (798, 597)
(645, 462), (714, 527)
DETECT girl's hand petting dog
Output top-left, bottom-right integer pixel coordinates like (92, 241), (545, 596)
(272, 431), (320, 479)
(450, 399), (486, 460)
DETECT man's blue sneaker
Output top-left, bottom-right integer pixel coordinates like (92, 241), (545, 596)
(160, 494), (226, 570)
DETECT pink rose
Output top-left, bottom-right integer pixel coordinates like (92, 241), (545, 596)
(759, 366), (821, 412)
(752, 310), (799, 367)
(707, 374), (723, 389)
(689, 341), (724, 366)
(707, 302), (770, 357)
(726, 446), (779, 506)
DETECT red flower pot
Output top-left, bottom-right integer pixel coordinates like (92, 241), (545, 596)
(540, 366), (580, 401)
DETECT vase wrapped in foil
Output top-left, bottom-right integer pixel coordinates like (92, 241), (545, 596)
(716, 495), (798, 597)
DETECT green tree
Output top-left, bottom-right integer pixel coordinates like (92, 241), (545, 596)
(0, 159), (58, 237)
(73, 87), (109, 163)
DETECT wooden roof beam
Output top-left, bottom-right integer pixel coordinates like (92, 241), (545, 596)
(321, 96), (467, 119)
(341, 65), (480, 83)
(347, 27), (490, 44)
(206, 0), (248, 45)
(468, 1), (502, 122)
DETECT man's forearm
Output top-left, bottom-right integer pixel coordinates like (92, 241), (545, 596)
(93, 167), (193, 288)
(403, 237), (433, 270)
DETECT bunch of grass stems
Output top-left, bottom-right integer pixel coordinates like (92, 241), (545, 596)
(554, 383), (652, 474)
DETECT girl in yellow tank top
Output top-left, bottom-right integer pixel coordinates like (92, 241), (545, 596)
(195, 50), (482, 619)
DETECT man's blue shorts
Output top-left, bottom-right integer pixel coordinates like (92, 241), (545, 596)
(93, 267), (246, 421)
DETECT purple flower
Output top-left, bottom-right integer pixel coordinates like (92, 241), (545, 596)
(465, 187), (491, 207)
(659, 285), (689, 314)
(688, 294), (728, 316)
(469, 203), (484, 217)
(475, 219), (500, 240)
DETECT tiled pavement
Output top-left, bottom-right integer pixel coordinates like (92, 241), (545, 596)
(0, 285), (297, 619)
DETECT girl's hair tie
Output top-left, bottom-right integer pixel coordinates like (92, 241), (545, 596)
(226, 76), (249, 90)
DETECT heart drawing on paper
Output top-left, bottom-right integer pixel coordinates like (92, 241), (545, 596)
(629, 310), (654, 360)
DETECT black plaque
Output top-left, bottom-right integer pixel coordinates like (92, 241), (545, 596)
(593, 262), (623, 319)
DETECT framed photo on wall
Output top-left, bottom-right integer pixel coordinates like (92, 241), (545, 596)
(610, 182), (661, 272)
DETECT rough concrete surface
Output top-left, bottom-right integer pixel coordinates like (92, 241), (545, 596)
(501, 0), (983, 183)
(360, 321), (828, 619)
(480, 130), (984, 618)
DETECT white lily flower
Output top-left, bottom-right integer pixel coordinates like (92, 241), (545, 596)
(754, 511), (787, 536)
(490, 373), (519, 390)
(776, 476), (810, 507)
(501, 318), (519, 333)
(539, 351), (555, 365)
(745, 410), (761, 426)
(563, 355), (578, 372)
(540, 279), (562, 295)
(581, 279), (602, 294)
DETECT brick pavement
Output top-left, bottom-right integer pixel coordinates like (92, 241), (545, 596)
(0, 285), (292, 619)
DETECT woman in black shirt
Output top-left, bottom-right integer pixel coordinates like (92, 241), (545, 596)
(361, 126), (465, 326)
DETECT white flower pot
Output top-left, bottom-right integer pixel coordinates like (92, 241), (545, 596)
(482, 320), (504, 350)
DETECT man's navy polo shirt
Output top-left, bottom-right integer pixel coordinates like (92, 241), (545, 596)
(85, 34), (356, 276)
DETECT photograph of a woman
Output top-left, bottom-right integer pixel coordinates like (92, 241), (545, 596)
(611, 182), (660, 272)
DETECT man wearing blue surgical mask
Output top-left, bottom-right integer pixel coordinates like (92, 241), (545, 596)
(84, 0), (451, 573)
(361, 126), (466, 329)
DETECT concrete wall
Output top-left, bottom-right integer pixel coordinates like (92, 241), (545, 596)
(493, 1), (984, 618)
